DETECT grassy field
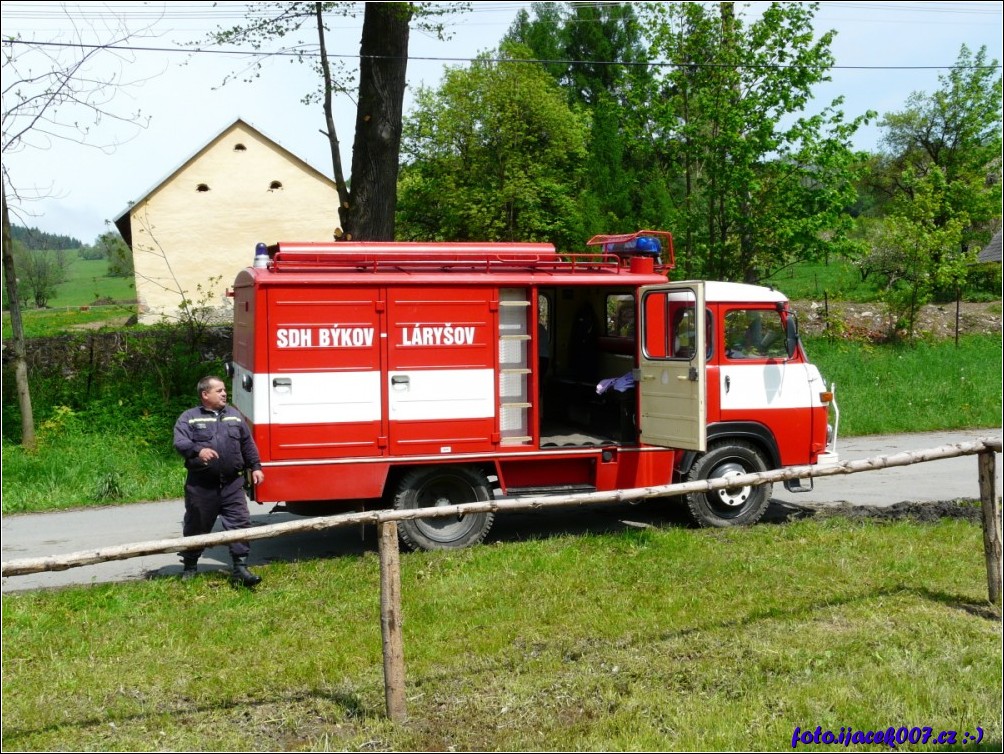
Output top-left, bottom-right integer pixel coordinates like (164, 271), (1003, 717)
(805, 335), (1001, 436)
(49, 256), (137, 307)
(762, 256), (1001, 304)
(2, 255), (137, 338)
(762, 258), (884, 302)
(2, 514), (999, 751)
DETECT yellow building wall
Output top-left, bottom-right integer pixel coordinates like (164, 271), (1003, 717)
(129, 122), (339, 323)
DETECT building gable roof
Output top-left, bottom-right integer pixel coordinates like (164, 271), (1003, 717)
(114, 117), (336, 246)
(978, 230), (1002, 263)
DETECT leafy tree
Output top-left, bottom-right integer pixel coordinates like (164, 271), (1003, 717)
(502, 3), (568, 83)
(504, 3), (666, 240)
(500, 2), (867, 273)
(94, 228), (134, 277)
(9, 225), (82, 251)
(78, 245), (107, 261)
(563, 2), (651, 109)
(565, 3), (670, 238)
(644, 1), (870, 282)
(210, 1), (467, 241)
(865, 168), (966, 340)
(504, 2), (651, 110)
(14, 245), (69, 308)
(396, 43), (589, 248)
(872, 44), (1002, 299)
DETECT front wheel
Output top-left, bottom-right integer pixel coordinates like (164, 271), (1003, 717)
(393, 466), (495, 551)
(685, 441), (772, 527)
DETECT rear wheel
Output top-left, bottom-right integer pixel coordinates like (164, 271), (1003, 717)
(393, 466), (495, 551)
(685, 440), (772, 527)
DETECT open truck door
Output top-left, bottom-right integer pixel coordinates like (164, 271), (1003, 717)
(638, 282), (707, 451)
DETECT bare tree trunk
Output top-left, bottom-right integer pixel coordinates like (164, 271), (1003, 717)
(1, 188), (36, 449)
(346, 1), (412, 241)
(315, 2), (351, 238)
(720, 2), (756, 283)
(683, 80), (694, 279)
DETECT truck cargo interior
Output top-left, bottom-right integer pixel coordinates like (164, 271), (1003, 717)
(537, 286), (639, 448)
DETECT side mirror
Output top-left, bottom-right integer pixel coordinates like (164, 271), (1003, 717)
(785, 315), (799, 359)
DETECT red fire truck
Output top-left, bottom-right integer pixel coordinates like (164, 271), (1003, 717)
(228, 231), (838, 550)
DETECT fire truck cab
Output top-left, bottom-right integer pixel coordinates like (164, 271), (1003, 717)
(228, 232), (837, 550)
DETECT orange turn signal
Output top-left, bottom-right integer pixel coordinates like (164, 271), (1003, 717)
(819, 391), (833, 403)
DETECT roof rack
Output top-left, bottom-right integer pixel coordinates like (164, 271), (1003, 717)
(266, 241), (650, 275)
(256, 237), (674, 275)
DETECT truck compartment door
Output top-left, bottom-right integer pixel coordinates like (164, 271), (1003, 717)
(387, 287), (497, 455)
(266, 287), (383, 459)
(638, 282), (707, 451)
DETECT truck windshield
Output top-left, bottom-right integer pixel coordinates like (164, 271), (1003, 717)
(724, 308), (787, 360)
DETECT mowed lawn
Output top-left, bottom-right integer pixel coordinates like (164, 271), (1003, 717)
(2, 513), (1000, 751)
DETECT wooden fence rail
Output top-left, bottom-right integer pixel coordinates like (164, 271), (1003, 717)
(3, 437), (1001, 723)
(3, 438), (1000, 578)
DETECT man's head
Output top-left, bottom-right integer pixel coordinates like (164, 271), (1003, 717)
(198, 376), (227, 411)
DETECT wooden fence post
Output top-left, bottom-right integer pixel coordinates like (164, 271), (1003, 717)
(978, 449), (1002, 607)
(378, 521), (407, 722)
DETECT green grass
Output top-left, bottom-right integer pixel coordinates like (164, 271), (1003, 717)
(805, 334), (1002, 436)
(1, 305), (136, 339)
(1, 394), (191, 513)
(762, 258), (884, 302)
(763, 255), (1002, 304)
(2, 516), (1000, 751)
(52, 256), (137, 306)
(0, 434), (182, 512)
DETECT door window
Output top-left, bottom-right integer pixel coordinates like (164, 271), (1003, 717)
(670, 306), (714, 359)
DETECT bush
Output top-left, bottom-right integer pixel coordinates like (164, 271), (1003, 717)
(78, 245), (106, 261)
(2, 324), (231, 443)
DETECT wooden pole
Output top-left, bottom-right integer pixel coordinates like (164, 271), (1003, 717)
(978, 450), (1002, 607)
(378, 521), (407, 722)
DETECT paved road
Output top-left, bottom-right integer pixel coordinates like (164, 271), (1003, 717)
(3, 429), (1000, 594)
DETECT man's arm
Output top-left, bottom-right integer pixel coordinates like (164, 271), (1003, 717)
(237, 418), (265, 485)
(174, 410), (219, 464)
(173, 411), (200, 461)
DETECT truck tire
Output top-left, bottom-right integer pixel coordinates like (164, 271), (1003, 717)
(393, 467), (495, 551)
(685, 440), (772, 527)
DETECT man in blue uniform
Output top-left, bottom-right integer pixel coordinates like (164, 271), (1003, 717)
(173, 375), (265, 586)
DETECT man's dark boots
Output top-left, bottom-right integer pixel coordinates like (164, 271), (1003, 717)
(181, 556), (198, 581)
(231, 556), (262, 587)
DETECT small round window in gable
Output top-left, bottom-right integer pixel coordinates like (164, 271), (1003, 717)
(269, 180), (283, 191)
(196, 183), (210, 192)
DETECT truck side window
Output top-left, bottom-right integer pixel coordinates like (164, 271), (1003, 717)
(606, 294), (635, 337)
(725, 309), (786, 360)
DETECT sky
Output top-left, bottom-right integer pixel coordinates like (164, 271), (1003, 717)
(2, 1), (1002, 244)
